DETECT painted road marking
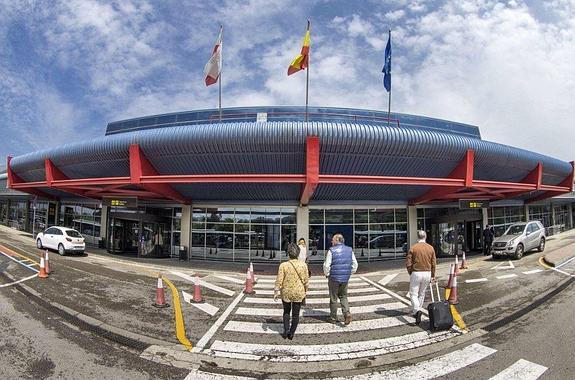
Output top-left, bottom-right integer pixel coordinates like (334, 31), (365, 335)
(496, 274), (518, 280)
(212, 274), (245, 285)
(184, 368), (253, 380)
(243, 293), (391, 304)
(489, 358), (548, 380)
(0, 273), (39, 288)
(253, 287), (378, 296)
(378, 273), (399, 286)
(193, 291), (245, 352)
(491, 260), (514, 270)
(523, 269), (543, 275)
(223, 316), (415, 334)
(235, 302), (407, 316)
(0, 249), (39, 273)
(254, 281), (367, 290)
(182, 291), (219, 316)
(170, 271), (235, 297)
(162, 277), (193, 350)
(209, 330), (460, 362)
(466, 278), (489, 283)
(333, 343), (496, 379)
(556, 255), (575, 269)
(255, 277), (364, 284)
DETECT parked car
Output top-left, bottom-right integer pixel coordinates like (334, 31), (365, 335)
(491, 221), (546, 260)
(36, 226), (85, 255)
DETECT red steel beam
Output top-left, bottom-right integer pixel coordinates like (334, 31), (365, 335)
(300, 136), (320, 206)
(141, 174), (306, 184)
(129, 144), (189, 204)
(527, 161), (575, 203)
(6, 156), (55, 199)
(409, 149), (475, 205)
(45, 159), (93, 199)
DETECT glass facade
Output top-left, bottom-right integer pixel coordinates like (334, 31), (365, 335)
(488, 206), (525, 237)
(191, 207), (296, 262)
(309, 208), (407, 261)
(528, 205), (552, 235)
(59, 203), (102, 245)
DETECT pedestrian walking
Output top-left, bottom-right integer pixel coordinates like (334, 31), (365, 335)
(483, 224), (494, 255)
(274, 243), (309, 340)
(297, 238), (307, 262)
(323, 233), (358, 325)
(405, 230), (436, 325)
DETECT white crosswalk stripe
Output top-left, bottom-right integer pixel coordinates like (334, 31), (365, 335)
(253, 287), (378, 295)
(379, 273), (399, 286)
(223, 316), (416, 334)
(254, 281), (368, 289)
(256, 277), (365, 284)
(235, 302), (407, 316)
(243, 293), (390, 304)
(489, 359), (548, 380)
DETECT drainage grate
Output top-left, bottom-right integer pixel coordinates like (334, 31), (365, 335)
(483, 277), (574, 332)
(0, 272), (150, 351)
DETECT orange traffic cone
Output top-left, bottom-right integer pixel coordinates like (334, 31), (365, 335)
(249, 262), (257, 284)
(38, 254), (49, 279)
(448, 275), (459, 305)
(446, 263), (455, 289)
(191, 274), (204, 303)
(153, 273), (169, 308)
(460, 251), (468, 269)
(454, 254), (460, 276)
(44, 250), (51, 275)
(244, 268), (255, 294)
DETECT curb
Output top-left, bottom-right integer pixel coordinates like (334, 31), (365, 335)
(543, 252), (575, 268)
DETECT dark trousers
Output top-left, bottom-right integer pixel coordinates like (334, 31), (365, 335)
(328, 278), (350, 318)
(484, 241), (492, 255)
(282, 301), (302, 335)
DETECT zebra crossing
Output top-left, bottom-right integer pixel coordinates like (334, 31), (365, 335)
(194, 275), (463, 362)
(185, 342), (548, 379)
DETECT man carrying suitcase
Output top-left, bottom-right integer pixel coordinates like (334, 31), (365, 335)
(405, 230), (436, 325)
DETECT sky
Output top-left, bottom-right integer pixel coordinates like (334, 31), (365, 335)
(1, 0), (574, 166)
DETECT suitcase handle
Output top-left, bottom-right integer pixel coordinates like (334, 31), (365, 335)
(429, 281), (441, 302)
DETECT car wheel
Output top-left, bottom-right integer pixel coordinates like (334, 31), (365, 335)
(58, 244), (66, 256)
(36, 239), (43, 249)
(514, 244), (524, 260)
(537, 238), (545, 252)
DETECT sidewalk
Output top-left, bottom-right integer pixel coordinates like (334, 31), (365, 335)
(543, 233), (575, 267)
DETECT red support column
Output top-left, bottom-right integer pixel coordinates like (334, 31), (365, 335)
(410, 149), (474, 205)
(6, 156), (54, 199)
(300, 136), (319, 206)
(527, 161), (574, 203)
(129, 144), (189, 204)
(45, 159), (90, 198)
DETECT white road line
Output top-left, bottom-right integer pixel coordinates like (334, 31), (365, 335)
(466, 278), (489, 283)
(253, 287), (378, 296)
(496, 274), (518, 280)
(170, 271), (235, 297)
(489, 359), (548, 380)
(193, 292), (245, 352)
(0, 251), (39, 273)
(491, 260), (514, 270)
(212, 274), (245, 285)
(556, 255), (575, 269)
(255, 277), (364, 284)
(223, 316), (415, 334)
(523, 269), (543, 275)
(0, 273), (38, 288)
(182, 291), (219, 316)
(550, 267), (575, 277)
(361, 276), (413, 307)
(185, 368), (253, 380)
(209, 330), (460, 362)
(333, 343), (496, 379)
(235, 302), (407, 316)
(243, 293), (391, 305)
(378, 273), (399, 286)
(254, 281), (367, 290)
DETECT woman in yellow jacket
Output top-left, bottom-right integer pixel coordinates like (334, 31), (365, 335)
(274, 243), (309, 340)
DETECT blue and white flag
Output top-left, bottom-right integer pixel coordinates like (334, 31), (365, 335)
(382, 31), (391, 92)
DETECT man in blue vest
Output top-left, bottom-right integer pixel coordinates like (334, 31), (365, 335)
(323, 233), (358, 325)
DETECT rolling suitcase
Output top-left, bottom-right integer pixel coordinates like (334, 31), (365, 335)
(427, 281), (454, 331)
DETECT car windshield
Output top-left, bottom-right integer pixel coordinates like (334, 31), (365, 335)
(65, 230), (82, 238)
(505, 225), (526, 235)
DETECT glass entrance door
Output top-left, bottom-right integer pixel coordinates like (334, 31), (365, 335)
(108, 217), (139, 255)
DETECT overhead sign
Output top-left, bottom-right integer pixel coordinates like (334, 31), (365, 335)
(459, 199), (490, 209)
(102, 196), (138, 208)
(256, 112), (268, 123)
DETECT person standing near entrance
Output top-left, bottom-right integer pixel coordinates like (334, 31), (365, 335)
(483, 224), (494, 256)
(323, 233), (358, 325)
(405, 230), (436, 325)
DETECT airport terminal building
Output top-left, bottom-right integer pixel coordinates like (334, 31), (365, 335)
(1, 106), (574, 263)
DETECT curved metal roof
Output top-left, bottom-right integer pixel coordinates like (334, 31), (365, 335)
(8, 107), (572, 204)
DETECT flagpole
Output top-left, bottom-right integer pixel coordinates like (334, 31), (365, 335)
(305, 20), (310, 123)
(387, 29), (391, 128)
(219, 25), (223, 122)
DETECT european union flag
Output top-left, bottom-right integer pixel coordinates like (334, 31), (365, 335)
(382, 31), (391, 92)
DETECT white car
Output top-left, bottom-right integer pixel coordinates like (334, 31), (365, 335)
(36, 226), (85, 255)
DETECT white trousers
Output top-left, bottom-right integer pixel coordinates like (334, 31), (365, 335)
(409, 271), (431, 315)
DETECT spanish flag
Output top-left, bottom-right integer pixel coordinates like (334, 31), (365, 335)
(287, 21), (310, 76)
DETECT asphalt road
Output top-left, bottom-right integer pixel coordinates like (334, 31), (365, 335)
(0, 287), (189, 379)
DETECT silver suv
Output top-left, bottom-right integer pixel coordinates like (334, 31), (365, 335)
(491, 221), (546, 260)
